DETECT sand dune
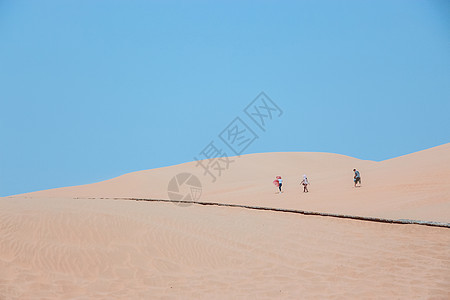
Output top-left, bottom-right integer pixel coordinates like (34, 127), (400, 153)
(15, 143), (450, 223)
(1, 144), (449, 298)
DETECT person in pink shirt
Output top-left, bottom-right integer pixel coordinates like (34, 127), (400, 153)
(274, 176), (283, 194)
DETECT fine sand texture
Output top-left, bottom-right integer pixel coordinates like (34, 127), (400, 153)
(14, 143), (450, 223)
(1, 144), (449, 298)
(1, 197), (449, 299)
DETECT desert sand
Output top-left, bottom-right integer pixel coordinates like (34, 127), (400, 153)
(15, 143), (450, 222)
(1, 144), (449, 298)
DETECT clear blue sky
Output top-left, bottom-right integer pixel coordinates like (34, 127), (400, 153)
(1, 0), (449, 196)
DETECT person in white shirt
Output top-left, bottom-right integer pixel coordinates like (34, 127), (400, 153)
(301, 174), (309, 193)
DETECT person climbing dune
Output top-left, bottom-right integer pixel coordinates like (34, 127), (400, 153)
(353, 169), (361, 187)
(301, 174), (309, 193)
(275, 176), (283, 194)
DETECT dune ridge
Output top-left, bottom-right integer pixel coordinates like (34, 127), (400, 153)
(1, 144), (449, 299)
(88, 196), (450, 228)
(13, 143), (450, 223)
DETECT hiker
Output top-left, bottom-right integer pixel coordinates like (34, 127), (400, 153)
(301, 174), (309, 193)
(353, 169), (361, 187)
(276, 176), (283, 194)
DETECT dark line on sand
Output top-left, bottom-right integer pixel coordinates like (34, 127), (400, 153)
(81, 197), (450, 229)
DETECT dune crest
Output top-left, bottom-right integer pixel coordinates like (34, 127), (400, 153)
(1, 144), (449, 298)
(13, 143), (450, 223)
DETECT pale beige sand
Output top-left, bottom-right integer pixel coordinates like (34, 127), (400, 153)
(2, 144), (449, 299)
(15, 143), (450, 222)
(1, 197), (449, 299)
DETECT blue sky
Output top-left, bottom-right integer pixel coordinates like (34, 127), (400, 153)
(1, 0), (449, 196)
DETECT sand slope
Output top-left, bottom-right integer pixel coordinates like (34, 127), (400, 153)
(2, 144), (449, 299)
(14, 143), (450, 223)
(1, 197), (449, 299)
